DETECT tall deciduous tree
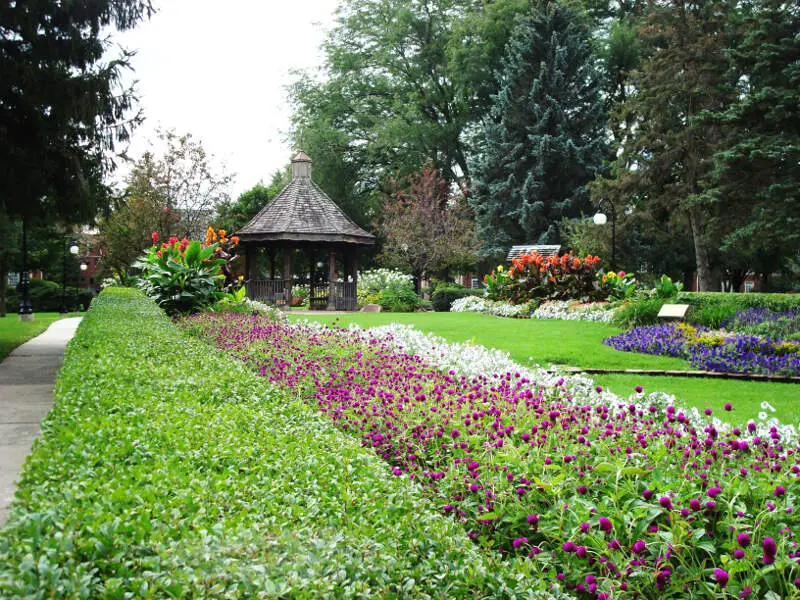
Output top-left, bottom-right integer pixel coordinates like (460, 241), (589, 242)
(378, 169), (477, 291)
(469, 0), (608, 261)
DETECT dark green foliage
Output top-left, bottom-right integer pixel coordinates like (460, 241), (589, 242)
(0, 289), (535, 597)
(686, 303), (739, 329)
(431, 285), (484, 312)
(5, 279), (93, 313)
(0, 0), (153, 223)
(469, 1), (608, 260)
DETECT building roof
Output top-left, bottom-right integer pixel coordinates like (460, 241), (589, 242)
(236, 152), (376, 246)
(506, 244), (561, 261)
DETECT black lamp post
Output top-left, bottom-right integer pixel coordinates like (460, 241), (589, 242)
(593, 199), (617, 272)
(18, 221), (34, 321)
(61, 240), (80, 313)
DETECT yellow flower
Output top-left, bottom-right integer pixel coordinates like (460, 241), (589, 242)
(497, 265), (504, 272)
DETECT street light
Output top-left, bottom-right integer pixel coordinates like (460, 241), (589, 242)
(593, 199), (617, 272)
(61, 241), (80, 313)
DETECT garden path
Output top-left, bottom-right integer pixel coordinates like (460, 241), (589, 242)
(0, 317), (82, 525)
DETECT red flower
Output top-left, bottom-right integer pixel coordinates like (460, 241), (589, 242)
(151, 232), (159, 244)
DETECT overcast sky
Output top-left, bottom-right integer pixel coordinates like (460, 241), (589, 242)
(111, 0), (339, 197)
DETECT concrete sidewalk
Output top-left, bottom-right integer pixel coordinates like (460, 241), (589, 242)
(0, 317), (82, 525)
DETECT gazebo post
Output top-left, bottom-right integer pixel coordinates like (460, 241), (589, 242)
(269, 248), (276, 280)
(351, 247), (359, 284)
(327, 247), (336, 311)
(283, 245), (293, 307)
(244, 245), (252, 282)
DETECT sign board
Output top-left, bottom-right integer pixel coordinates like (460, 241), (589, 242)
(7, 272), (19, 287)
(657, 303), (689, 320)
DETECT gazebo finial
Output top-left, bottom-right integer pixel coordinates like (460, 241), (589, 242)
(292, 151), (312, 179)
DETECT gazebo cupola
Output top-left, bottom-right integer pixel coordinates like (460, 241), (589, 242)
(235, 151), (376, 310)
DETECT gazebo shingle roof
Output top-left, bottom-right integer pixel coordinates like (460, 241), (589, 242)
(236, 153), (375, 246)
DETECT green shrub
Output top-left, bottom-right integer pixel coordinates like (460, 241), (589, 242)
(0, 288), (539, 598)
(677, 291), (800, 312)
(431, 285), (484, 312)
(377, 286), (421, 312)
(611, 297), (669, 328)
(6, 278), (94, 312)
(686, 302), (739, 328)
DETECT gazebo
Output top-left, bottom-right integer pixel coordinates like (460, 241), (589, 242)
(236, 152), (375, 310)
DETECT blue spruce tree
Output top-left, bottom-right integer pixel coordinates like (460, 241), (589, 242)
(469, 0), (608, 260)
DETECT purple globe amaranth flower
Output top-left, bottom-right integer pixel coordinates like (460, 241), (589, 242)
(737, 533), (751, 547)
(659, 496), (673, 510)
(635, 385), (643, 393)
(632, 540), (646, 554)
(599, 517), (613, 533)
(580, 522), (591, 533)
(690, 498), (702, 511)
(707, 486), (722, 498)
(763, 537), (778, 556)
(774, 485), (786, 496)
(512, 537), (528, 548)
(450, 428), (460, 439)
(739, 586), (753, 598)
(724, 403), (733, 411)
(733, 549), (745, 559)
(643, 489), (653, 500)
(527, 514), (539, 526)
(562, 541), (577, 552)
(714, 568), (729, 588)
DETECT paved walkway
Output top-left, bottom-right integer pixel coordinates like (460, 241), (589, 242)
(0, 317), (82, 525)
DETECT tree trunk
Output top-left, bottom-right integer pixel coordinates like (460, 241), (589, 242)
(688, 208), (715, 291)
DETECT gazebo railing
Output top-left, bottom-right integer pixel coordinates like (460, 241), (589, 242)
(329, 281), (357, 311)
(247, 280), (286, 305)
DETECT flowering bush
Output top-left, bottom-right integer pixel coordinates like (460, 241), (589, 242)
(487, 252), (605, 303)
(604, 323), (800, 376)
(135, 228), (240, 315)
(597, 270), (637, 300)
(357, 268), (417, 311)
(181, 313), (800, 599)
(533, 300), (618, 323)
(723, 308), (800, 341)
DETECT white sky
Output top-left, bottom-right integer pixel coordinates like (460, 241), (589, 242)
(111, 0), (339, 197)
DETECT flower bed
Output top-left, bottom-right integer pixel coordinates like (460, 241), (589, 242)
(451, 296), (617, 323)
(604, 323), (800, 377)
(0, 289), (536, 598)
(181, 312), (800, 599)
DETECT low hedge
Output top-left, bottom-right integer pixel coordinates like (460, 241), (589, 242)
(0, 288), (537, 598)
(6, 278), (94, 312)
(614, 292), (800, 328)
(431, 285), (485, 312)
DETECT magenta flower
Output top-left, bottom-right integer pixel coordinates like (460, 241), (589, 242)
(512, 537), (528, 548)
(707, 486), (721, 498)
(659, 496), (673, 510)
(450, 428), (460, 439)
(774, 485), (786, 496)
(737, 533), (751, 547)
(724, 403), (733, 411)
(714, 568), (729, 587)
(632, 540), (646, 554)
(599, 517), (613, 533)
(733, 549), (745, 559)
(763, 537), (777, 556)
(689, 498), (702, 511)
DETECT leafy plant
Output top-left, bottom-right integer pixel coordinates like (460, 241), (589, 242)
(653, 274), (683, 298)
(492, 252), (606, 303)
(135, 229), (241, 316)
(598, 270), (637, 300)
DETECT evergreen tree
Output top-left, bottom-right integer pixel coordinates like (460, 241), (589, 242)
(705, 0), (800, 288)
(0, 0), (153, 224)
(469, 0), (607, 260)
(594, 0), (739, 291)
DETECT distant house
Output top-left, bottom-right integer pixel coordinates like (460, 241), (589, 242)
(506, 244), (561, 261)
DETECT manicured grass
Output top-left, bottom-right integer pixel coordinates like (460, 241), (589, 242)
(290, 312), (800, 424)
(0, 312), (78, 362)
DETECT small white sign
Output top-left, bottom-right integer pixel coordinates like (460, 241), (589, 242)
(7, 272), (19, 287)
(658, 304), (690, 319)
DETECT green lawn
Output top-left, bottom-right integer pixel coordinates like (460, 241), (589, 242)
(0, 312), (77, 362)
(290, 311), (800, 424)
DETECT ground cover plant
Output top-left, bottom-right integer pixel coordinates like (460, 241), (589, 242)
(289, 312), (800, 423)
(183, 312), (800, 599)
(0, 289), (540, 598)
(604, 322), (800, 377)
(0, 312), (78, 361)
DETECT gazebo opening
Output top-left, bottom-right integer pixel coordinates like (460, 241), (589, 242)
(236, 152), (375, 310)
